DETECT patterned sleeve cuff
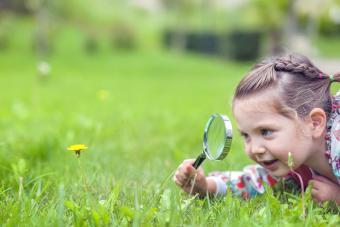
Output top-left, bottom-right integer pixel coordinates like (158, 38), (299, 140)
(206, 176), (227, 197)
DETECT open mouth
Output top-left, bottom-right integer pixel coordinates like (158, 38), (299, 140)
(263, 160), (277, 165)
(262, 159), (278, 167)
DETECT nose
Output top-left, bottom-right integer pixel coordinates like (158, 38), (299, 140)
(249, 139), (266, 156)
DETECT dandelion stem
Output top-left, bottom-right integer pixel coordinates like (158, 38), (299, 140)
(288, 152), (306, 218)
(77, 158), (89, 195)
(291, 169), (305, 218)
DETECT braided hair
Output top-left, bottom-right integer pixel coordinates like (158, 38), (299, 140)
(233, 53), (340, 118)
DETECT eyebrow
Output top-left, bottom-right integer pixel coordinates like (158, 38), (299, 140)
(238, 123), (277, 134)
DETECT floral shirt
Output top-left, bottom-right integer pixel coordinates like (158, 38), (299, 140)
(208, 92), (340, 198)
(325, 91), (340, 184)
(207, 164), (314, 199)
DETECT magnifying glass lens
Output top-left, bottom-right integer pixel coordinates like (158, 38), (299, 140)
(193, 114), (232, 169)
(206, 116), (225, 159)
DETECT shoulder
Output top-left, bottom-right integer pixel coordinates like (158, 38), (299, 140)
(324, 90), (340, 183)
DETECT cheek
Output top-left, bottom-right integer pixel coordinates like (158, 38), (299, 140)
(244, 145), (255, 160)
(267, 143), (287, 158)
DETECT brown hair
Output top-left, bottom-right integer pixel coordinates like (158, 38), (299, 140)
(233, 53), (340, 119)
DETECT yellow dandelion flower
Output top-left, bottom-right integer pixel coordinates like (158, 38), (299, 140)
(67, 144), (88, 157)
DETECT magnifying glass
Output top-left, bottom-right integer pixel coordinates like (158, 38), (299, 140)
(192, 114), (233, 169)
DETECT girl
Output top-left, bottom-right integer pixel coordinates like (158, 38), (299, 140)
(173, 53), (340, 204)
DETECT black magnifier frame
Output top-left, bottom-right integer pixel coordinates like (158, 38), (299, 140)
(192, 114), (232, 169)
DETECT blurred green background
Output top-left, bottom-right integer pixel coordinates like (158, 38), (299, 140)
(0, 0), (340, 225)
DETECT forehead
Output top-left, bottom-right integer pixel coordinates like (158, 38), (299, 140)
(233, 90), (279, 114)
(232, 91), (289, 130)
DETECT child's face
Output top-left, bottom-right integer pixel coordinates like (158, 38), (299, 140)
(233, 92), (314, 177)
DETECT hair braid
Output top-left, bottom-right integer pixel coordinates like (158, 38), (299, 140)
(274, 59), (322, 79)
(274, 58), (340, 84)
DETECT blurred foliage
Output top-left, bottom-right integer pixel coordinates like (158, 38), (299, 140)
(110, 22), (137, 50)
(161, 0), (224, 32)
(296, 0), (340, 18)
(319, 16), (340, 36)
(1, 0), (340, 55)
(2, 0), (340, 35)
(83, 35), (99, 54)
(248, 0), (289, 29)
(0, 12), (14, 50)
(296, 0), (340, 37)
(54, 0), (127, 26)
(162, 0), (200, 14)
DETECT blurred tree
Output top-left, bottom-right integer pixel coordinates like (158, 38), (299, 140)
(162, 0), (202, 51)
(26, 0), (54, 57)
(250, 0), (289, 55)
(110, 21), (137, 50)
(0, 0), (11, 10)
(53, 0), (138, 52)
(296, 0), (340, 38)
(6, 0), (31, 14)
(220, 0), (335, 56)
(0, 12), (13, 50)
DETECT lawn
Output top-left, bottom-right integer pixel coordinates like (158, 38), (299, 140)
(0, 21), (339, 226)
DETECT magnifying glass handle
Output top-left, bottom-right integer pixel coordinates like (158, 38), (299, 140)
(192, 152), (206, 169)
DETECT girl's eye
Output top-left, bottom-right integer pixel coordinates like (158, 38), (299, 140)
(261, 129), (273, 137)
(240, 132), (250, 141)
(240, 132), (248, 138)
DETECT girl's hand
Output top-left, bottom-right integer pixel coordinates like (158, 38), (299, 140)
(173, 159), (208, 197)
(310, 175), (340, 205)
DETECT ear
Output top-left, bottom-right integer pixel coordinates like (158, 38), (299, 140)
(308, 108), (327, 138)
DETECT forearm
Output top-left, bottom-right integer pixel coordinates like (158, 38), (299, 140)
(205, 176), (228, 197)
(206, 177), (217, 195)
(194, 178), (217, 198)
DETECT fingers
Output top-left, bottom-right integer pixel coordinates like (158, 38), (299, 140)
(310, 176), (337, 191)
(173, 161), (196, 187)
(174, 176), (185, 187)
(173, 170), (196, 190)
(309, 179), (320, 190)
(311, 188), (319, 199)
(310, 179), (322, 203)
(173, 159), (206, 190)
(312, 175), (333, 184)
(311, 183), (326, 205)
(310, 177), (340, 204)
(182, 177), (198, 193)
(311, 188), (325, 205)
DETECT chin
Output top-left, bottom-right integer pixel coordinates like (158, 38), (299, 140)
(267, 167), (290, 177)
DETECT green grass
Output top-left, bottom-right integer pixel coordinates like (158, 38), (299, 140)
(0, 20), (339, 226)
